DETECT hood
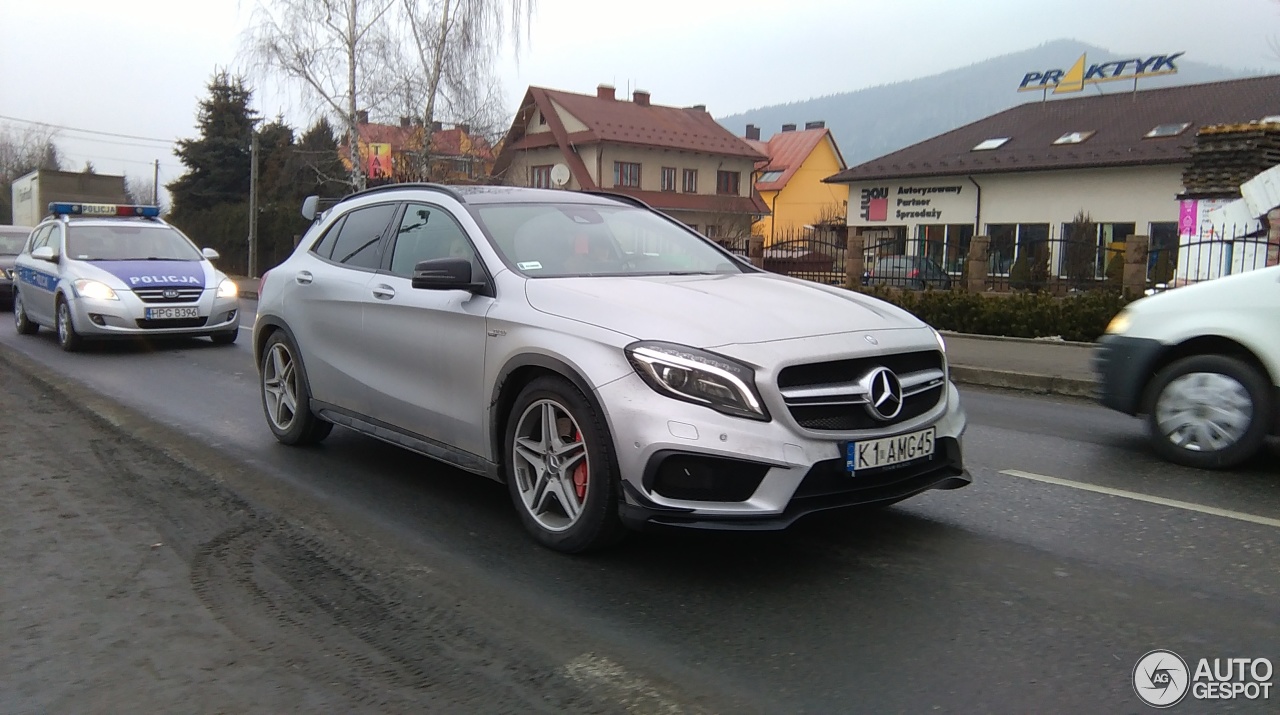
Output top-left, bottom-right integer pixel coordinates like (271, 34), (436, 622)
(1131, 264), (1280, 315)
(523, 272), (925, 347)
(81, 259), (211, 290)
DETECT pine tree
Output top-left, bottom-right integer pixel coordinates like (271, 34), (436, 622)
(168, 71), (259, 216)
(295, 118), (348, 199)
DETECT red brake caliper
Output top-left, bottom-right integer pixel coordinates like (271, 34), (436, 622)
(571, 428), (588, 501)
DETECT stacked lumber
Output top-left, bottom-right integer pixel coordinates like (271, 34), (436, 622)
(1180, 121), (1280, 200)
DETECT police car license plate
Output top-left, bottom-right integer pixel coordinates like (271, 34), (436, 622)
(846, 427), (936, 473)
(145, 307), (200, 320)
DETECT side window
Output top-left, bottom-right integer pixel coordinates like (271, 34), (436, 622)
(46, 225), (63, 255)
(309, 215), (347, 259)
(388, 203), (476, 278)
(328, 204), (397, 269)
(27, 226), (51, 252)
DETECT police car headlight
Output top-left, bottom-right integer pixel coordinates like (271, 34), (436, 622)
(217, 279), (238, 299)
(74, 279), (119, 301)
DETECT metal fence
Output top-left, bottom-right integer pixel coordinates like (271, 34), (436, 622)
(761, 228), (847, 285)
(1148, 226), (1275, 291)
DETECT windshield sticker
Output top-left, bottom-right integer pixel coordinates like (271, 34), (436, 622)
(517, 261), (543, 271)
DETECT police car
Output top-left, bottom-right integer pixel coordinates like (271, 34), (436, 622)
(11, 202), (241, 351)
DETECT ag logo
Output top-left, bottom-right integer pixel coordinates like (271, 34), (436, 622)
(1134, 650), (1190, 708)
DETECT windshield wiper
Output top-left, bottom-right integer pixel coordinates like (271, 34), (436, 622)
(663, 271), (718, 276)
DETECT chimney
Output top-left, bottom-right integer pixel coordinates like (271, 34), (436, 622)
(597, 84), (616, 100)
(633, 89), (650, 107)
(805, 121), (826, 130)
(781, 123), (796, 132)
(745, 124), (761, 141)
(691, 104), (707, 112)
(430, 121), (443, 133)
(356, 109), (369, 124)
(458, 123), (470, 134)
(400, 116), (411, 128)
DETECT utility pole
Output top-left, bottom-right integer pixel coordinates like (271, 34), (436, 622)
(152, 159), (159, 205)
(248, 132), (259, 279)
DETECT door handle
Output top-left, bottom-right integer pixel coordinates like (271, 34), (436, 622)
(371, 284), (396, 300)
(295, 271), (314, 285)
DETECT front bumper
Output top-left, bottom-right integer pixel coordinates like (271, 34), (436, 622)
(68, 289), (241, 338)
(1093, 335), (1165, 415)
(597, 372), (969, 531)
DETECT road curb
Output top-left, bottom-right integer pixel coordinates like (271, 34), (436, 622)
(949, 365), (1097, 399)
(939, 330), (1096, 348)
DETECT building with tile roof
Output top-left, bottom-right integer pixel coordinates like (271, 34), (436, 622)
(824, 74), (1280, 280)
(744, 121), (848, 245)
(493, 85), (770, 239)
(345, 114), (496, 184)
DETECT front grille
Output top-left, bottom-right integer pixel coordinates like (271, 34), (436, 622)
(778, 350), (946, 431)
(134, 287), (204, 303)
(135, 317), (208, 329)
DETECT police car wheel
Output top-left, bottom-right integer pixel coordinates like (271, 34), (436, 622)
(260, 332), (332, 445)
(210, 330), (238, 345)
(55, 296), (83, 352)
(13, 291), (39, 335)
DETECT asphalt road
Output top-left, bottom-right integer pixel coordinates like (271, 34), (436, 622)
(3, 301), (1278, 714)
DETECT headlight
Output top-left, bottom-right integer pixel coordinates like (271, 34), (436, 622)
(74, 279), (118, 301)
(626, 341), (769, 421)
(217, 278), (238, 298)
(1105, 312), (1131, 335)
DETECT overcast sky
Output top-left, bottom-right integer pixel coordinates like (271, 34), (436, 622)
(2, 0), (1279, 190)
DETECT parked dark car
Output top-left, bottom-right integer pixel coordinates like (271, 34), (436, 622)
(0, 225), (34, 308)
(863, 255), (952, 290)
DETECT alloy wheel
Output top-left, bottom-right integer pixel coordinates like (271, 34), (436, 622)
(1154, 371), (1253, 453)
(262, 342), (300, 431)
(511, 399), (590, 533)
(57, 302), (70, 343)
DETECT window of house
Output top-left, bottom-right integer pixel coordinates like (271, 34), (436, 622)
(685, 223), (698, 233)
(716, 170), (741, 196)
(972, 137), (1010, 151)
(1149, 222), (1179, 283)
(537, 111), (547, 126)
(916, 224), (974, 274)
(531, 165), (553, 189)
(1052, 131), (1095, 145)
(682, 169), (698, 193)
(661, 167), (677, 192)
(759, 170), (784, 183)
(614, 162), (641, 188)
(984, 223), (1048, 275)
(704, 225), (719, 239)
(1145, 122), (1190, 138)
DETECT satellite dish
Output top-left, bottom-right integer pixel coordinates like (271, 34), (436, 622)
(550, 163), (571, 187)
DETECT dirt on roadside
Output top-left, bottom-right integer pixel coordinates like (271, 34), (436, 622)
(0, 364), (689, 714)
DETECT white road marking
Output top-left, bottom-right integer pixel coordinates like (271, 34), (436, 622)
(1000, 469), (1280, 529)
(238, 325), (253, 332)
(563, 653), (688, 714)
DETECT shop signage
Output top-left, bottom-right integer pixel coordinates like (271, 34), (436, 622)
(1018, 52), (1184, 94)
(859, 185), (964, 222)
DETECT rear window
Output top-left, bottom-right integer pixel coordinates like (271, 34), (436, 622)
(0, 230), (29, 254)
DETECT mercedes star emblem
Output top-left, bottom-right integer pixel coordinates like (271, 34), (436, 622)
(862, 366), (904, 421)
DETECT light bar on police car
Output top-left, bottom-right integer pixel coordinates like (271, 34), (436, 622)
(49, 202), (161, 218)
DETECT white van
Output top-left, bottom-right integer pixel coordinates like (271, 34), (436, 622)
(1095, 265), (1279, 469)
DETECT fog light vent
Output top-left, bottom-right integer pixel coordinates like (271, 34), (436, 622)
(648, 453), (768, 502)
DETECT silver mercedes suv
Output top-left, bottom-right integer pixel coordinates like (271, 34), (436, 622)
(254, 184), (968, 552)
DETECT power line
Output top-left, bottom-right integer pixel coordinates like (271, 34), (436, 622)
(58, 150), (182, 169)
(0, 114), (175, 144)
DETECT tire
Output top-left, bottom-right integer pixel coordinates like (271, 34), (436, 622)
(13, 290), (38, 335)
(1143, 354), (1273, 469)
(55, 295), (83, 352)
(210, 330), (238, 345)
(504, 375), (626, 553)
(259, 331), (333, 445)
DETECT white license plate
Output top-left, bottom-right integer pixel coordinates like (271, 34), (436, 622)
(145, 307), (200, 320)
(846, 427), (936, 473)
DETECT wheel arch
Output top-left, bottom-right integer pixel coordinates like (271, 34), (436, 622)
(1142, 335), (1278, 434)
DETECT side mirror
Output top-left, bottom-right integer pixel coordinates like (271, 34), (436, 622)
(301, 195), (319, 221)
(31, 246), (57, 262)
(412, 257), (481, 292)
(202, 247), (220, 260)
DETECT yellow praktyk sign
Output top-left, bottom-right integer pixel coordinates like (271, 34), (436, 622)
(1019, 52), (1184, 94)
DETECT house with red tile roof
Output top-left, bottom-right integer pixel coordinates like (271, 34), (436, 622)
(493, 85), (770, 239)
(344, 113), (496, 184)
(743, 121), (848, 245)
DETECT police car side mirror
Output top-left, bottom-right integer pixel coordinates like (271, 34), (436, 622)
(31, 246), (57, 263)
(202, 248), (220, 261)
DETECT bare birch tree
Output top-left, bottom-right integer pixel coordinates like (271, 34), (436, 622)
(244, 0), (398, 190)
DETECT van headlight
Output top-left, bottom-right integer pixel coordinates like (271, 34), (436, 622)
(74, 279), (118, 301)
(1105, 312), (1131, 335)
(626, 341), (769, 421)
(217, 279), (238, 298)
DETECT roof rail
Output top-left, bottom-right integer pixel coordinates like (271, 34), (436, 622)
(337, 182), (468, 206)
(580, 190), (651, 210)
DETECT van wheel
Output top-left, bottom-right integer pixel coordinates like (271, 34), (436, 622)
(14, 291), (38, 335)
(504, 376), (626, 553)
(56, 296), (83, 352)
(1144, 355), (1272, 469)
(259, 331), (332, 445)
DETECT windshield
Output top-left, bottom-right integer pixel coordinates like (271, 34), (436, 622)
(66, 224), (203, 261)
(473, 203), (747, 278)
(0, 230), (28, 254)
